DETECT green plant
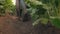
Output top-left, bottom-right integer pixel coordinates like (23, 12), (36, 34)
(51, 18), (60, 28)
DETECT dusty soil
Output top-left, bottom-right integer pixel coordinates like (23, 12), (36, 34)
(0, 15), (60, 34)
(0, 15), (33, 34)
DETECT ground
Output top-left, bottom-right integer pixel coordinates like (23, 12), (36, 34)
(0, 15), (33, 34)
(0, 15), (60, 34)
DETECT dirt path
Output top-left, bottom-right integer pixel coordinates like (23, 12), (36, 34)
(0, 15), (60, 34)
(0, 15), (33, 34)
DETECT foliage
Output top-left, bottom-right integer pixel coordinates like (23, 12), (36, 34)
(0, 0), (15, 16)
(25, 0), (48, 25)
(0, 0), (5, 16)
(3, 0), (13, 9)
(51, 18), (60, 28)
(25, 0), (60, 28)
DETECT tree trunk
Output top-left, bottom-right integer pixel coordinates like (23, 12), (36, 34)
(20, 0), (28, 21)
(16, 0), (29, 21)
(16, 0), (20, 17)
